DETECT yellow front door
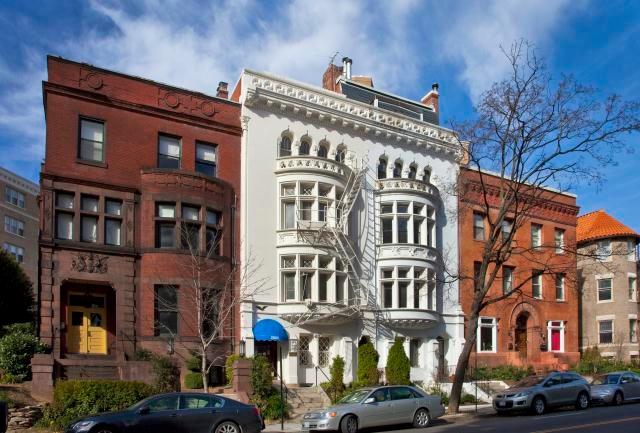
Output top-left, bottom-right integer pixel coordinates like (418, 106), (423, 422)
(66, 294), (107, 354)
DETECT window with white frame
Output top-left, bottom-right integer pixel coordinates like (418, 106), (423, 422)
(279, 135), (292, 157)
(4, 186), (25, 208)
(478, 317), (497, 352)
(598, 320), (613, 344)
(3, 243), (24, 263)
(379, 201), (435, 246)
(298, 335), (312, 367)
(630, 319), (638, 344)
(628, 240), (638, 262)
(501, 219), (513, 240)
(280, 254), (347, 304)
(4, 216), (24, 237)
(55, 192), (75, 240)
(502, 267), (514, 294)
(531, 224), (542, 249)
(629, 275), (637, 302)
(597, 278), (613, 302)
(548, 320), (565, 352)
(473, 212), (485, 240)
(532, 271), (543, 299)
(555, 229), (565, 254)
(596, 239), (612, 261)
(79, 118), (105, 162)
(556, 274), (565, 301)
(380, 266), (434, 309)
(279, 182), (338, 229)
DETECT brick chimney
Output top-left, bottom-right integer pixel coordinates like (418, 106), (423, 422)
(421, 83), (439, 113)
(322, 63), (343, 92)
(216, 81), (229, 99)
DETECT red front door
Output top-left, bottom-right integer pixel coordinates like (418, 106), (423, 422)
(551, 329), (561, 351)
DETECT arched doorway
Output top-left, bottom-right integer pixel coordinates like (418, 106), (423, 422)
(515, 313), (529, 357)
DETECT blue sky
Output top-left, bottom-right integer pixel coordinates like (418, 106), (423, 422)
(1, 0), (638, 230)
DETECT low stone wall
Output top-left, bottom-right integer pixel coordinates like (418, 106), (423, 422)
(7, 405), (43, 431)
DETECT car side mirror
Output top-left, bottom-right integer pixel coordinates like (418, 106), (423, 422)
(621, 380), (629, 384)
(363, 397), (376, 404)
(138, 407), (150, 415)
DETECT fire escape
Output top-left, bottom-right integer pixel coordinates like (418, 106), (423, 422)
(291, 157), (368, 327)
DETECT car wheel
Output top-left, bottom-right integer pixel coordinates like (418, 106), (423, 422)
(613, 391), (624, 406)
(532, 396), (546, 415)
(340, 415), (358, 433)
(215, 421), (240, 433)
(413, 408), (431, 428)
(575, 392), (589, 410)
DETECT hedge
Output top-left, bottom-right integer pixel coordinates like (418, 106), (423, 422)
(0, 323), (46, 382)
(40, 380), (154, 430)
(184, 372), (204, 389)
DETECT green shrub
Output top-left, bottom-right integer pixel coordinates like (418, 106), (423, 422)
(251, 355), (274, 403)
(356, 342), (379, 386)
(132, 349), (153, 361)
(386, 339), (410, 385)
(574, 347), (640, 375)
(39, 380), (154, 430)
(225, 354), (241, 385)
(261, 393), (289, 420)
(184, 372), (204, 389)
(472, 365), (534, 381)
(322, 356), (346, 403)
(0, 323), (46, 382)
(0, 250), (35, 329)
(151, 355), (180, 392)
(0, 390), (15, 408)
(427, 385), (449, 406)
(461, 393), (482, 404)
(186, 355), (202, 372)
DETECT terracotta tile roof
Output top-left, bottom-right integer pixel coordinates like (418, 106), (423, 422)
(577, 209), (639, 243)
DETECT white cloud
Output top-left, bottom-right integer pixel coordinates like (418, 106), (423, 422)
(440, 0), (588, 101)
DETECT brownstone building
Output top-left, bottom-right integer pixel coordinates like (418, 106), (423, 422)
(459, 168), (581, 371)
(34, 56), (241, 397)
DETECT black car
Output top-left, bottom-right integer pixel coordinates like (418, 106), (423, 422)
(65, 392), (264, 433)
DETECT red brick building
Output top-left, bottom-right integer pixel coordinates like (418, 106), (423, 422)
(33, 56), (241, 397)
(459, 168), (581, 371)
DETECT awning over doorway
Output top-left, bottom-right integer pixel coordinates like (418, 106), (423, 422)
(253, 319), (288, 341)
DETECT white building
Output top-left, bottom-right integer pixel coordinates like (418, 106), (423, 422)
(236, 58), (464, 386)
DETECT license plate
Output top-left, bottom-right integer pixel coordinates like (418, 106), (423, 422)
(304, 422), (310, 428)
(497, 402), (506, 407)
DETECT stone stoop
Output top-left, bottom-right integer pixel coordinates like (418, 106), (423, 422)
(285, 386), (331, 421)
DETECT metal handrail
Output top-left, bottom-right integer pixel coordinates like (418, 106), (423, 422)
(315, 365), (336, 402)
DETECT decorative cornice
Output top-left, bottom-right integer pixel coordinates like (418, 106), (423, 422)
(275, 156), (350, 180)
(378, 309), (440, 329)
(378, 244), (439, 262)
(376, 178), (439, 198)
(243, 71), (462, 160)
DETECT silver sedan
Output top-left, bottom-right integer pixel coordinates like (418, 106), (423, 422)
(590, 371), (640, 405)
(301, 386), (445, 433)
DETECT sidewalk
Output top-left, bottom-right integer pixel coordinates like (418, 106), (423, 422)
(264, 404), (495, 432)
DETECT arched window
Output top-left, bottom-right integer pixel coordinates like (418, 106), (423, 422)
(335, 146), (346, 163)
(378, 157), (387, 179)
(423, 168), (431, 183)
(279, 135), (292, 157)
(318, 143), (329, 158)
(408, 164), (417, 179)
(393, 161), (403, 178)
(299, 139), (311, 156)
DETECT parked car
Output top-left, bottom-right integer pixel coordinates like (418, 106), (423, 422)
(301, 385), (445, 433)
(493, 371), (590, 415)
(590, 371), (640, 405)
(65, 392), (264, 433)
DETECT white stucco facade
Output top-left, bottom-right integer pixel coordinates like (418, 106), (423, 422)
(237, 69), (464, 386)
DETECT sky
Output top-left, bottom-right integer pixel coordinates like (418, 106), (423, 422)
(0, 0), (639, 230)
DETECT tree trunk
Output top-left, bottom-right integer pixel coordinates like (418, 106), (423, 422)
(448, 313), (479, 414)
(202, 352), (209, 393)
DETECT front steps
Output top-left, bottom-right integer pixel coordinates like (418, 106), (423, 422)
(284, 385), (332, 420)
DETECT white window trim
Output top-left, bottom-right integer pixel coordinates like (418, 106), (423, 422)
(628, 240), (637, 262)
(597, 318), (615, 345)
(629, 273), (637, 302)
(547, 320), (565, 353)
(532, 272), (543, 299)
(596, 276), (614, 303)
(555, 274), (566, 301)
(477, 316), (497, 353)
(596, 239), (613, 262)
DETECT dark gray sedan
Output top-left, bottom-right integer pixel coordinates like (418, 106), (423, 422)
(590, 371), (640, 405)
(65, 392), (263, 433)
(301, 386), (444, 433)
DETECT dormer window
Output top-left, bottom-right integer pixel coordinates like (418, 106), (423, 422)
(393, 161), (403, 178)
(279, 136), (292, 157)
(408, 165), (417, 180)
(318, 143), (328, 158)
(299, 139), (311, 156)
(378, 157), (387, 179)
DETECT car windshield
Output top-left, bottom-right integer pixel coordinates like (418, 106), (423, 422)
(337, 389), (371, 404)
(592, 374), (620, 385)
(512, 376), (546, 388)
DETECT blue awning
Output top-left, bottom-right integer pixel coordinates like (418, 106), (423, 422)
(253, 319), (289, 342)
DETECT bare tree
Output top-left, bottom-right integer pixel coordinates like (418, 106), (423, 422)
(447, 40), (640, 413)
(153, 223), (269, 392)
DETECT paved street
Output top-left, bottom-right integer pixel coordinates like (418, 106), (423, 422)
(364, 403), (640, 433)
